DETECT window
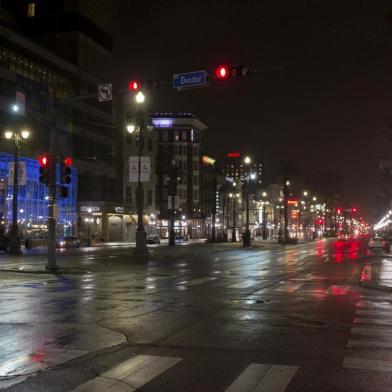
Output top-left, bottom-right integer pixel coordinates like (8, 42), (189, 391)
(147, 190), (153, 206)
(174, 131), (179, 141)
(193, 146), (198, 157)
(193, 190), (199, 200)
(162, 130), (168, 142)
(28, 3), (36, 17)
(182, 130), (187, 141)
(193, 175), (199, 185)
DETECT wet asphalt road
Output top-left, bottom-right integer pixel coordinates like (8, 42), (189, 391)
(0, 238), (391, 391)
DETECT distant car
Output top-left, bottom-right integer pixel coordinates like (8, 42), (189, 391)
(369, 237), (386, 249)
(146, 234), (160, 244)
(175, 234), (189, 242)
(57, 236), (80, 248)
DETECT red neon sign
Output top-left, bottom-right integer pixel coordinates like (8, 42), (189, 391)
(227, 152), (241, 158)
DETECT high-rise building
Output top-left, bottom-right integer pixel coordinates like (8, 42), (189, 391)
(222, 152), (263, 184)
(0, 2), (125, 243)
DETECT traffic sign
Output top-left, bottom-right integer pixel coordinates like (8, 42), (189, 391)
(173, 70), (207, 90)
(98, 83), (113, 102)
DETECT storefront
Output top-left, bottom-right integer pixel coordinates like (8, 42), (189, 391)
(78, 202), (157, 243)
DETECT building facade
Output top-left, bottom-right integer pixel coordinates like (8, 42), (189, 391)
(153, 113), (207, 239)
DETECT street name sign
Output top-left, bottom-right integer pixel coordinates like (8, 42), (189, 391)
(129, 156), (150, 182)
(173, 70), (207, 90)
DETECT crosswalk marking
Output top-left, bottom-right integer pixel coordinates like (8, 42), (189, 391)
(355, 309), (392, 317)
(275, 283), (303, 292)
(225, 363), (271, 392)
(225, 363), (298, 392)
(179, 277), (216, 286)
(325, 285), (350, 295)
(353, 317), (392, 326)
(228, 280), (258, 289)
(351, 326), (392, 337)
(73, 355), (181, 391)
(343, 357), (392, 372)
(254, 365), (299, 392)
(347, 339), (392, 349)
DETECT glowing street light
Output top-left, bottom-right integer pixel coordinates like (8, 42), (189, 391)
(135, 91), (145, 103)
(126, 123), (136, 134)
(244, 156), (251, 165)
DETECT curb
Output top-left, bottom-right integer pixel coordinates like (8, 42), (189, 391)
(359, 263), (392, 292)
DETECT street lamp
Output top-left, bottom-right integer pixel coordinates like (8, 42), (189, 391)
(243, 156), (253, 247)
(128, 93), (152, 257)
(3, 127), (31, 255)
(229, 191), (240, 242)
(261, 191), (268, 240)
(135, 91), (145, 104)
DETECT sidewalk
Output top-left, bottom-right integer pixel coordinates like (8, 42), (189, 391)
(360, 256), (392, 292)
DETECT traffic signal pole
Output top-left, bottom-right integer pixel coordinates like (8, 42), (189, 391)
(46, 102), (58, 271)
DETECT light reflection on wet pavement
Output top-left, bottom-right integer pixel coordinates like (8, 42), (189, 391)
(0, 238), (388, 391)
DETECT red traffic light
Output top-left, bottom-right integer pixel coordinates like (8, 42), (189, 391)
(64, 157), (73, 167)
(352, 207), (358, 213)
(38, 155), (48, 167)
(215, 65), (230, 80)
(128, 80), (140, 91)
(316, 218), (324, 225)
(335, 208), (342, 214)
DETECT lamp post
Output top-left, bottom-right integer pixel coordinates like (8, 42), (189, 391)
(229, 192), (240, 242)
(243, 156), (253, 247)
(4, 127), (30, 255)
(261, 191), (269, 240)
(127, 91), (152, 258)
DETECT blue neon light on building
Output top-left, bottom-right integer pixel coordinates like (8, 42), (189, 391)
(0, 154), (77, 237)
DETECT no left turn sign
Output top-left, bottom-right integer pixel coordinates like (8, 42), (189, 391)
(98, 83), (113, 102)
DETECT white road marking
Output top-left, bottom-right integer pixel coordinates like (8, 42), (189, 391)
(73, 355), (181, 391)
(347, 340), (392, 349)
(351, 326), (392, 337)
(186, 277), (217, 286)
(343, 357), (392, 372)
(353, 317), (392, 326)
(225, 363), (298, 392)
(355, 309), (392, 317)
(225, 363), (271, 391)
(228, 280), (258, 289)
(325, 285), (350, 295)
(275, 283), (303, 292)
(254, 365), (299, 392)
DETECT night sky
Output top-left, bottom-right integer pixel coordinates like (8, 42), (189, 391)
(113, 0), (392, 220)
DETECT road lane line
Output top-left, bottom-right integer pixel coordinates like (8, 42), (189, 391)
(225, 364), (298, 392)
(73, 355), (181, 392)
(343, 357), (392, 372)
(228, 280), (258, 289)
(347, 340), (392, 349)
